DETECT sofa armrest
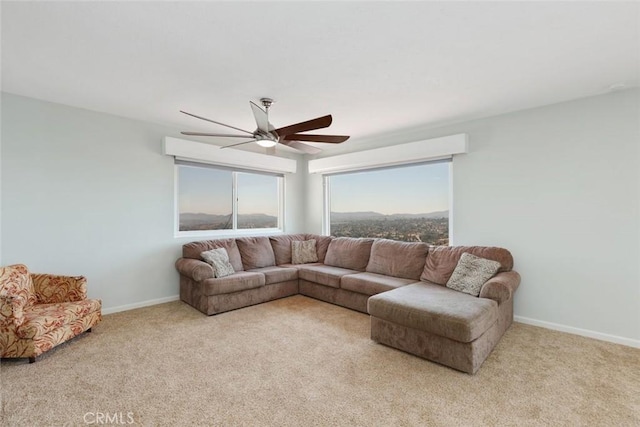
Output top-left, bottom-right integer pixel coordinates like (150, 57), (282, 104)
(0, 294), (26, 328)
(31, 274), (87, 304)
(175, 258), (214, 282)
(479, 271), (521, 305)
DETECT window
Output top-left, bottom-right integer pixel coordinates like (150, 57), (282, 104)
(325, 161), (450, 245)
(177, 162), (283, 234)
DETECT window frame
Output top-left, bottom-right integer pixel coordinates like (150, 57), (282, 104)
(174, 162), (285, 238)
(322, 159), (453, 244)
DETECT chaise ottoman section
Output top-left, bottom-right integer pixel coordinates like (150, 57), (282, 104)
(368, 282), (502, 374)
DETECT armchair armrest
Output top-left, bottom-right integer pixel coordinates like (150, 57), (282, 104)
(479, 271), (521, 305)
(31, 274), (87, 304)
(175, 258), (214, 282)
(0, 294), (26, 327)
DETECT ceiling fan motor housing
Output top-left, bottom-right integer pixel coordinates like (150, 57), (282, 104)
(260, 98), (274, 109)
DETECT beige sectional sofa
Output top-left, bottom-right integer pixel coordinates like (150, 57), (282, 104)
(175, 234), (520, 374)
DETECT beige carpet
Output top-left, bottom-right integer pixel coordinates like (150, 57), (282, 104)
(1, 296), (639, 426)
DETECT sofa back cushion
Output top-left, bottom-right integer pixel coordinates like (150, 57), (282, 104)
(421, 246), (513, 285)
(0, 264), (38, 306)
(236, 236), (276, 270)
(182, 239), (244, 272)
(269, 234), (308, 265)
(366, 239), (429, 280)
(324, 237), (374, 271)
(305, 235), (333, 263)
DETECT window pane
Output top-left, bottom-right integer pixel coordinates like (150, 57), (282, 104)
(178, 165), (232, 231)
(329, 162), (449, 245)
(237, 173), (279, 229)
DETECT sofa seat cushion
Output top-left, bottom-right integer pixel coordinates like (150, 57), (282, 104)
(298, 265), (359, 288)
(248, 266), (298, 285)
(18, 299), (102, 339)
(201, 272), (265, 296)
(277, 263), (322, 270)
(341, 272), (418, 296)
(367, 283), (498, 343)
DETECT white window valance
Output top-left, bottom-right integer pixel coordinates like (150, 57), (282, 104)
(163, 137), (297, 174)
(307, 133), (468, 175)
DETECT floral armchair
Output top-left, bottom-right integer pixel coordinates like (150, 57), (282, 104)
(0, 264), (102, 363)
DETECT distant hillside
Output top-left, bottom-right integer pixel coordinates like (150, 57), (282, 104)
(389, 211), (449, 219)
(330, 211), (385, 221)
(180, 213), (232, 222)
(180, 212), (277, 230)
(331, 210), (448, 222)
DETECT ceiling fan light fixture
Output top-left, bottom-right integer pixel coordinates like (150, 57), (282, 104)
(255, 138), (277, 148)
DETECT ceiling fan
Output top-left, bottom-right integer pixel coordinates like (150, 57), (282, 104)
(180, 98), (349, 154)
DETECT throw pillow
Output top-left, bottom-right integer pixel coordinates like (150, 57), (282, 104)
(201, 248), (235, 278)
(291, 239), (319, 264)
(446, 252), (501, 297)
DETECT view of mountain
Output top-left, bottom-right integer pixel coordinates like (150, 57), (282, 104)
(331, 210), (448, 222)
(330, 210), (449, 245)
(180, 213), (277, 231)
(180, 210), (448, 245)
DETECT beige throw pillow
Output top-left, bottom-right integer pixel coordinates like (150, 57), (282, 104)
(291, 240), (318, 264)
(201, 248), (235, 278)
(446, 252), (501, 297)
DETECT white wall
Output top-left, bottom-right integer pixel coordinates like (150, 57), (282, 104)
(3, 90), (638, 346)
(307, 89), (640, 345)
(0, 93), (305, 312)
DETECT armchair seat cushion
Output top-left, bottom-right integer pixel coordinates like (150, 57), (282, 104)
(18, 299), (102, 339)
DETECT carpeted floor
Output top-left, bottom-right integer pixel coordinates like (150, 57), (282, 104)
(1, 295), (639, 426)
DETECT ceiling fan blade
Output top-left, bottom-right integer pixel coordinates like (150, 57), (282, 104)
(181, 132), (253, 138)
(274, 115), (332, 137)
(283, 134), (349, 143)
(279, 140), (322, 155)
(250, 101), (270, 134)
(219, 139), (257, 149)
(180, 110), (254, 135)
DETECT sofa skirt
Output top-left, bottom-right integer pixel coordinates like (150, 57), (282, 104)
(299, 279), (370, 314)
(180, 276), (299, 315)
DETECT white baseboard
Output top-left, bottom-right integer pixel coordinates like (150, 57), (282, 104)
(102, 295), (180, 315)
(514, 315), (640, 349)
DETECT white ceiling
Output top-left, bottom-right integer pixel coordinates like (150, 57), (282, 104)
(2, 2), (638, 153)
